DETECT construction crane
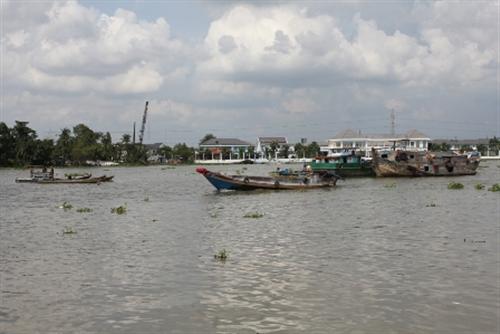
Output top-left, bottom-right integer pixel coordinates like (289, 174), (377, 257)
(138, 101), (149, 145)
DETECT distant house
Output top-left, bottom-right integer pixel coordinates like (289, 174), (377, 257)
(145, 143), (167, 164)
(199, 137), (253, 161)
(256, 137), (289, 159)
(321, 129), (431, 157)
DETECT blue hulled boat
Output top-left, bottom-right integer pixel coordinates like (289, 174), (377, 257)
(196, 167), (339, 191)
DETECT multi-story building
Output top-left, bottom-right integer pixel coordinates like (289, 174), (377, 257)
(321, 129), (430, 157)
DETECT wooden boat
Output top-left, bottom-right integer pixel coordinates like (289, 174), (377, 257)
(196, 167), (338, 191)
(311, 153), (374, 177)
(16, 175), (113, 184)
(64, 173), (92, 180)
(15, 168), (114, 184)
(268, 167), (309, 180)
(371, 148), (480, 177)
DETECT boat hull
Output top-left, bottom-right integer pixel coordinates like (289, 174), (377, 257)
(16, 175), (114, 184)
(196, 168), (337, 191)
(371, 149), (480, 177)
(311, 154), (375, 177)
(310, 162), (374, 177)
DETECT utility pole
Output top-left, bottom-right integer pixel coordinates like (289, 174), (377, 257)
(132, 122), (136, 144)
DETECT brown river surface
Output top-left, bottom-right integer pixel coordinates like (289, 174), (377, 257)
(1, 161), (499, 333)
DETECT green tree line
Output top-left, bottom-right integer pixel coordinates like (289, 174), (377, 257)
(0, 121), (195, 167)
(429, 137), (500, 155)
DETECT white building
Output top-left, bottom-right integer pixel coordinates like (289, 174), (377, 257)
(256, 137), (290, 159)
(321, 129), (431, 157)
(198, 137), (253, 162)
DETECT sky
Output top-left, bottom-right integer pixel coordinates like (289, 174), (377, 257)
(1, 0), (498, 145)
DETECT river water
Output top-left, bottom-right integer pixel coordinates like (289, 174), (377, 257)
(0, 162), (498, 333)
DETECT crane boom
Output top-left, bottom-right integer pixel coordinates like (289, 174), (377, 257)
(139, 101), (149, 145)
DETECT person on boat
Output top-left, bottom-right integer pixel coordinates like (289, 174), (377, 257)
(50, 167), (54, 179)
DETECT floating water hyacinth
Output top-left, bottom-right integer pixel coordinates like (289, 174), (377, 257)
(144, 197), (150, 202)
(62, 227), (77, 234)
(214, 249), (228, 261)
(384, 182), (396, 188)
(244, 212), (264, 218)
(475, 183), (485, 190)
(76, 207), (92, 213)
(447, 182), (464, 190)
(488, 183), (500, 192)
(59, 201), (73, 210)
(111, 205), (127, 214)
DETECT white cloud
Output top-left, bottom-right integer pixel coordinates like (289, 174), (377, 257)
(2, 1), (186, 95)
(199, 4), (496, 88)
(0, 1), (497, 142)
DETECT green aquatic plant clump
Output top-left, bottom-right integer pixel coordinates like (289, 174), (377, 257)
(488, 183), (500, 192)
(384, 182), (396, 188)
(59, 201), (73, 210)
(214, 249), (228, 261)
(447, 182), (464, 190)
(475, 183), (485, 190)
(62, 227), (77, 234)
(76, 207), (92, 213)
(111, 205), (127, 214)
(244, 212), (264, 218)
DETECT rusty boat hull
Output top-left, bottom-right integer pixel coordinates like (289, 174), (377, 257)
(371, 149), (480, 177)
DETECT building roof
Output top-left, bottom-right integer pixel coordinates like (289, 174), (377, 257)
(332, 129), (430, 140)
(258, 137), (288, 144)
(200, 138), (252, 147)
(144, 142), (164, 150)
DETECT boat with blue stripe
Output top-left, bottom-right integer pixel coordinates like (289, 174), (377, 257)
(196, 167), (339, 191)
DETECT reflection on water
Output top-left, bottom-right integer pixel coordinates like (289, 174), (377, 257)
(0, 162), (498, 333)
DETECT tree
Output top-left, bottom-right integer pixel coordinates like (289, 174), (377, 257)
(33, 139), (54, 165)
(476, 144), (487, 156)
(173, 143), (194, 162)
(71, 124), (100, 164)
(0, 122), (14, 166)
(100, 132), (114, 161)
(306, 141), (320, 158)
(294, 143), (305, 158)
(158, 145), (173, 160)
(12, 121), (37, 165)
(199, 133), (215, 145)
(121, 134), (131, 144)
(269, 140), (279, 159)
(279, 144), (290, 158)
(53, 128), (73, 165)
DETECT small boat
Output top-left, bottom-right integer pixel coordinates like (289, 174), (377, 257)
(64, 173), (92, 180)
(15, 167), (114, 184)
(371, 148), (480, 177)
(196, 167), (339, 191)
(310, 153), (374, 177)
(16, 175), (114, 184)
(268, 167), (309, 180)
